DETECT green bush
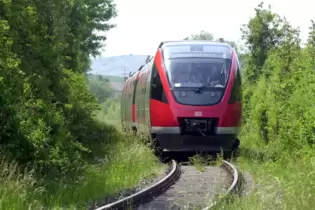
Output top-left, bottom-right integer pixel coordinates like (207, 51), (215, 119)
(215, 3), (315, 209)
(0, 0), (117, 175)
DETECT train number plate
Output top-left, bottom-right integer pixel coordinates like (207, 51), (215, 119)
(194, 111), (202, 117)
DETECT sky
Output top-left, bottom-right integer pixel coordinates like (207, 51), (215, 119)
(99, 0), (315, 57)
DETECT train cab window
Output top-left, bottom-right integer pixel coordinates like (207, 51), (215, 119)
(150, 64), (168, 103)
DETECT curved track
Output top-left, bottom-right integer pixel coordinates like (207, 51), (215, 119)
(94, 159), (242, 210)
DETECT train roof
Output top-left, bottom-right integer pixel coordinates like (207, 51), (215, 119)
(159, 40), (232, 49)
(159, 40), (234, 59)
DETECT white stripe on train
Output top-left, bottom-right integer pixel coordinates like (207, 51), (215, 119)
(150, 126), (240, 134)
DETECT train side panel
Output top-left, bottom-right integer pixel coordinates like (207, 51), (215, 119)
(131, 71), (140, 130)
(126, 78), (133, 131)
(135, 70), (143, 133)
(145, 60), (153, 138)
(121, 73), (138, 132)
(135, 66), (150, 135)
(121, 78), (130, 131)
(121, 85), (126, 131)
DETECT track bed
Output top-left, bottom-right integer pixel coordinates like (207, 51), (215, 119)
(136, 165), (232, 210)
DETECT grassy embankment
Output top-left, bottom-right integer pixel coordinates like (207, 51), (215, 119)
(215, 131), (315, 210)
(0, 97), (164, 209)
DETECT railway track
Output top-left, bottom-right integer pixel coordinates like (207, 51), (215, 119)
(93, 158), (243, 210)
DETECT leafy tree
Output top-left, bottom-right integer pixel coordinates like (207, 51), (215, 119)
(215, 38), (240, 54)
(306, 20), (315, 70)
(240, 2), (300, 82)
(240, 2), (300, 127)
(239, 2), (315, 150)
(186, 30), (214, 40)
(0, 0), (117, 174)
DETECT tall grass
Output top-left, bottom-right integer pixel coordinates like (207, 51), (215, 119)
(0, 158), (43, 209)
(215, 132), (315, 210)
(0, 96), (164, 209)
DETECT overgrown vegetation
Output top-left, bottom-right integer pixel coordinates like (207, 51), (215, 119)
(0, 0), (163, 209)
(215, 2), (315, 209)
(0, 128), (163, 209)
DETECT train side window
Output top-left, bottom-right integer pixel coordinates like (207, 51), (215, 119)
(150, 64), (168, 103)
(132, 79), (139, 105)
(229, 66), (242, 103)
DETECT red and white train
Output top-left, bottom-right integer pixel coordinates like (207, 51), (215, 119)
(121, 40), (242, 154)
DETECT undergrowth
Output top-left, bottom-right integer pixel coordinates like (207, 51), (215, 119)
(0, 97), (164, 209)
(215, 135), (315, 210)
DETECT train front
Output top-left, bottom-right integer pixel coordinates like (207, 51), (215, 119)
(155, 42), (242, 152)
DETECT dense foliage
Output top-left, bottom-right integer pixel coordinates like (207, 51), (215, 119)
(0, 0), (116, 174)
(240, 2), (315, 152)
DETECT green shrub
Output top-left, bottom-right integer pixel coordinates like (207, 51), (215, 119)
(0, 0), (117, 175)
(216, 3), (315, 209)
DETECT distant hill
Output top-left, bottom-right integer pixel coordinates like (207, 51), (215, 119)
(87, 74), (125, 92)
(89, 55), (149, 92)
(89, 55), (148, 77)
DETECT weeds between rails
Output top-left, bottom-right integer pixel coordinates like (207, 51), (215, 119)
(134, 155), (243, 210)
(152, 150), (240, 166)
(147, 135), (240, 165)
(97, 157), (241, 210)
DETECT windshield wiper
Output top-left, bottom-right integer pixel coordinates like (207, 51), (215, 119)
(195, 81), (211, 93)
(195, 81), (225, 93)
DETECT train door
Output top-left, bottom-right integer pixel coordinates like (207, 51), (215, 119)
(121, 85), (126, 131)
(137, 74), (142, 134)
(132, 76), (139, 132)
(135, 74), (141, 133)
(124, 80), (129, 131)
(146, 60), (153, 137)
(145, 62), (153, 135)
(127, 79), (133, 131)
(139, 71), (146, 134)
(142, 71), (148, 135)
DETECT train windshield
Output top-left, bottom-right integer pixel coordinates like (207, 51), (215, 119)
(162, 44), (232, 88)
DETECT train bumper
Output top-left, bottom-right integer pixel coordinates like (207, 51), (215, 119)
(156, 134), (237, 152)
(152, 126), (239, 152)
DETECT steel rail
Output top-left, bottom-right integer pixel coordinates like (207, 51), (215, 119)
(94, 159), (242, 210)
(94, 159), (180, 210)
(202, 160), (243, 210)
